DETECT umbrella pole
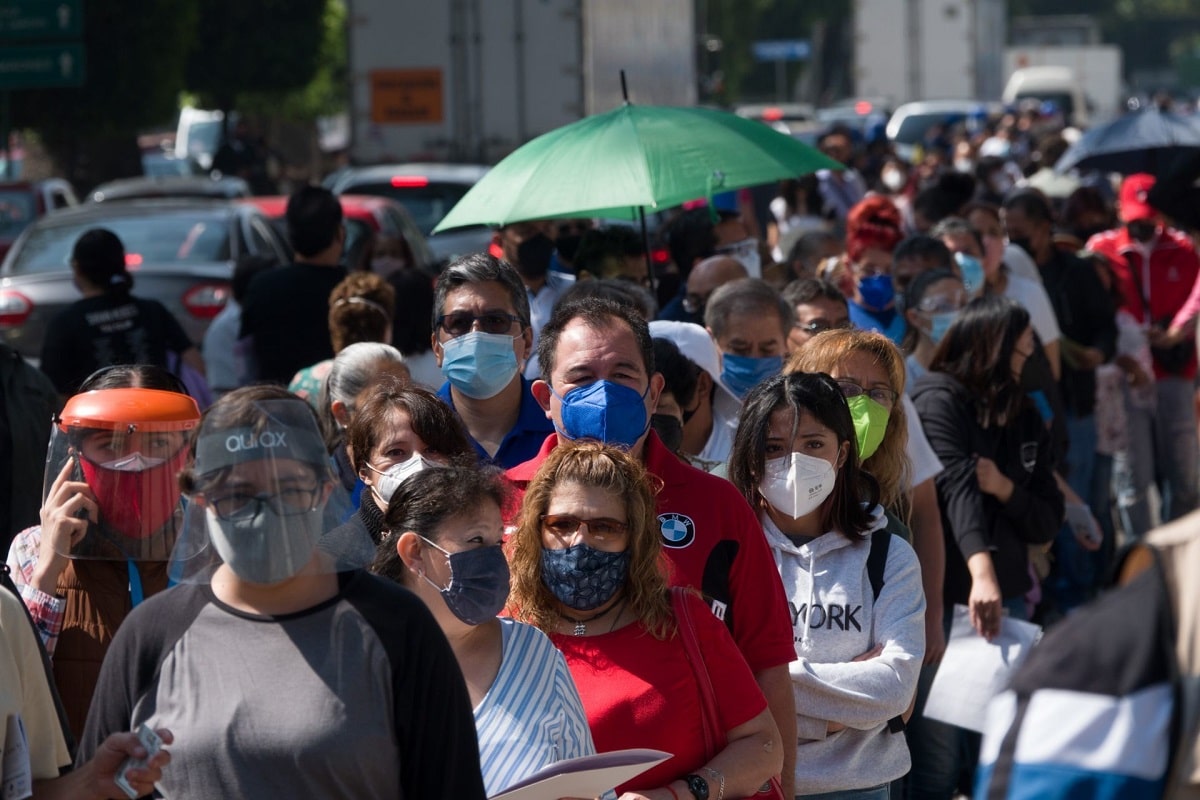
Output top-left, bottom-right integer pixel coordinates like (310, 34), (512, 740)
(637, 205), (656, 295)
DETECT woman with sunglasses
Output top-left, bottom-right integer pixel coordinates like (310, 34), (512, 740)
(508, 440), (783, 800)
(372, 464), (594, 796)
(79, 385), (486, 798)
(727, 371), (925, 799)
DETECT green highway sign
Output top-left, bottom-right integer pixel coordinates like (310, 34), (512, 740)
(0, 43), (84, 88)
(0, 0), (83, 39)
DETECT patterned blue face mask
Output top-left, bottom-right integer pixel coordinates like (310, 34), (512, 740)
(540, 544), (630, 611)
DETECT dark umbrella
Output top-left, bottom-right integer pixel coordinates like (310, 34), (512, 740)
(1055, 109), (1200, 177)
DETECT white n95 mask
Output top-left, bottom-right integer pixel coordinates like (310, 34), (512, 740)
(758, 451), (837, 519)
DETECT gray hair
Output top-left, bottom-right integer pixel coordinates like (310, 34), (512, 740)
(704, 278), (795, 340)
(319, 342), (408, 445)
(432, 252), (531, 330)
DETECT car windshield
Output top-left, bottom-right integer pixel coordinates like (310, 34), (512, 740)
(0, 190), (37, 240)
(347, 181), (471, 235)
(9, 211), (233, 274)
(893, 111), (967, 144)
(1017, 91), (1074, 118)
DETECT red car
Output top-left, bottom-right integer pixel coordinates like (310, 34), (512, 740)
(239, 194), (437, 273)
(0, 179), (79, 261)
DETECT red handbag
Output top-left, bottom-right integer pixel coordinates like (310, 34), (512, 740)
(671, 588), (788, 800)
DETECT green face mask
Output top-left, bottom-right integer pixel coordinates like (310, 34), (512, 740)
(846, 394), (890, 462)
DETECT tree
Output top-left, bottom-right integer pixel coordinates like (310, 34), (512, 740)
(11, 1), (199, 190)
(184, 0), (327, 125)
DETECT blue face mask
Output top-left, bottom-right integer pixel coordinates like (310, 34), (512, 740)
(541, 544), (630, 611)
(955, 252), (986, 295)
(553, 380), (649, 449)
(928, 310), (958, 345)
(857, 274), (895, 311)
(440, 331), (520, 399)
(418, 537), (511, 626)
(721, 353), (783, 400)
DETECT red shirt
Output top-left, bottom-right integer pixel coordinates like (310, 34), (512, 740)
(507, 433), (796, 674)
(1088, 225), (1200, 379)
(550, 590), (767, 793)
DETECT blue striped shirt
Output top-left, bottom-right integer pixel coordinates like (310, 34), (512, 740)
(476, 619), (595, 795)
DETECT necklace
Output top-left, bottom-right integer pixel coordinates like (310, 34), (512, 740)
(559, 597), (627, 636)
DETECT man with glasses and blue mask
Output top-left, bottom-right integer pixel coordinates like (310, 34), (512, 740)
(507, 295), (800, 799)
(433, 253), (554, 469)
(782, 277), (852, 355)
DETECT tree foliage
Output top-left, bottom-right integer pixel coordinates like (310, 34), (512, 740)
(11, 0), (199, 188)
(184, 0), (327, 114)
(236, 0), (347, 123)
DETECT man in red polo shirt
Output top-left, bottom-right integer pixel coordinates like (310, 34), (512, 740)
(507, 296), (798, 797)
(1087, 173), (1200, 537)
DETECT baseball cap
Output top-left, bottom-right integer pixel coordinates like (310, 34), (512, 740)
(1119, 173), (1157, 223)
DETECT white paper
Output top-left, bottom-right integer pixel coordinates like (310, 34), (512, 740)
(923, 604), (1042, 733)
(490, 748), (671, 800)
(2, 714), (32, 800)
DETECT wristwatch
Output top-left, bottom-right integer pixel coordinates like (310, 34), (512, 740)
(683, 773), (710, 800)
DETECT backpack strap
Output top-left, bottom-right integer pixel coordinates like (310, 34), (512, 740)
(867, 528), (892, 601)
(865, 530), (905, 733)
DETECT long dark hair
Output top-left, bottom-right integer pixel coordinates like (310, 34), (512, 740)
(928, 294), (1031, 427)
(729, 371), (879, 540)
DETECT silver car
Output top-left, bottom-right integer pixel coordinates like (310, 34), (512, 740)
(324, 163), (492, 265)
(0, 199), (289, 363)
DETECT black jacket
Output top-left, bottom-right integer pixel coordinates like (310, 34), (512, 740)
(1, 343), (58, 549)
(912, 371), (1064, 605)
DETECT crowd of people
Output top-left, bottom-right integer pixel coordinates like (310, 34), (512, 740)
(2, 108), (1200, 799)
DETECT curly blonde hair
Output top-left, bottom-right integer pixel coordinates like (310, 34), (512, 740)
(507, 440), (674, 639)
(786, 328), (912, 515)
(328, 272), (395, 353)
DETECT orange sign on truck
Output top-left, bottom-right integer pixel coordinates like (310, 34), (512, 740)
(370, 69), (443, 124)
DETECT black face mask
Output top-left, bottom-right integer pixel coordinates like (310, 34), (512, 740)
(555, 234), (583, 263)
(515, 234), (555, 280)
(1127, 221), (1157, 243)
(650, 413), (684, 454)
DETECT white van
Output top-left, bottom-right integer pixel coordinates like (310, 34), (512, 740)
(174, 107), (237, 172)
(1003, 66), (1089, 128)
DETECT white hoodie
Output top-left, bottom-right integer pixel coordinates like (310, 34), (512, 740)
(762, 506), (926, 794)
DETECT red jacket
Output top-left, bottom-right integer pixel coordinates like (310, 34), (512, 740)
(1087, 225), (1200, 378)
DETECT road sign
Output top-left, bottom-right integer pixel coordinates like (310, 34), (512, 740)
(0, 43), (84, 89)
(370, 69), (444, 124)
(0, 0), (83, 40)
(752, 39), (811, 63)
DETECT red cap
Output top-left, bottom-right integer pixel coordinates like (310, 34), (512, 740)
(1119, 173), (1157, 223)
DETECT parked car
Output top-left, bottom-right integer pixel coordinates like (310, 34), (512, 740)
(324, 163), (492, 265)
(886, 100), (1001, 161)
(88, 175), (251, 203)
(239, 194), (437, 274)
(0, 179), (79, 261)
(0, 199), (289, 363)
(141, 150), (204, 178)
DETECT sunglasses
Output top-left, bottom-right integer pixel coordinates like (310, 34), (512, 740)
(540, 514), (629, 543)
(436, 311), (521, 337)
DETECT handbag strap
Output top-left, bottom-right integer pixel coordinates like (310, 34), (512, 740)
(671, 587), (726, 759)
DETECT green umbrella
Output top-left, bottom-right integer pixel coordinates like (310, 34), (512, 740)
(432, 103), (843, 233)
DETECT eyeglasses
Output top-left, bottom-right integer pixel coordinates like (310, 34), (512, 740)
(716, 239), (757, 259)
(915, 297), (965, 314)
(835, 378), (899, 410)
(436, 311), (521, 337)
(541, 514), (629, 544)
(207, 483), (322, 521)
(796, 319), (852, 336)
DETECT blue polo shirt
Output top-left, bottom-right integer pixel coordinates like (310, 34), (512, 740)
(436, 377), (556, 469)
(848, 300), (906, 345)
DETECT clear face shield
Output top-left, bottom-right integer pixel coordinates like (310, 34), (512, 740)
(45, 388), (201, 562)
(169, 397), (363, 585)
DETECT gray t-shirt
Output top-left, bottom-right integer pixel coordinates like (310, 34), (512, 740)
(79, 571), (485, 799)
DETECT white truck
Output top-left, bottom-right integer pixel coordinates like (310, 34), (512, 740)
(345, 0), (697, 165)
(1003, 46), (1124, 128)
(853, 0), (1007, 106)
